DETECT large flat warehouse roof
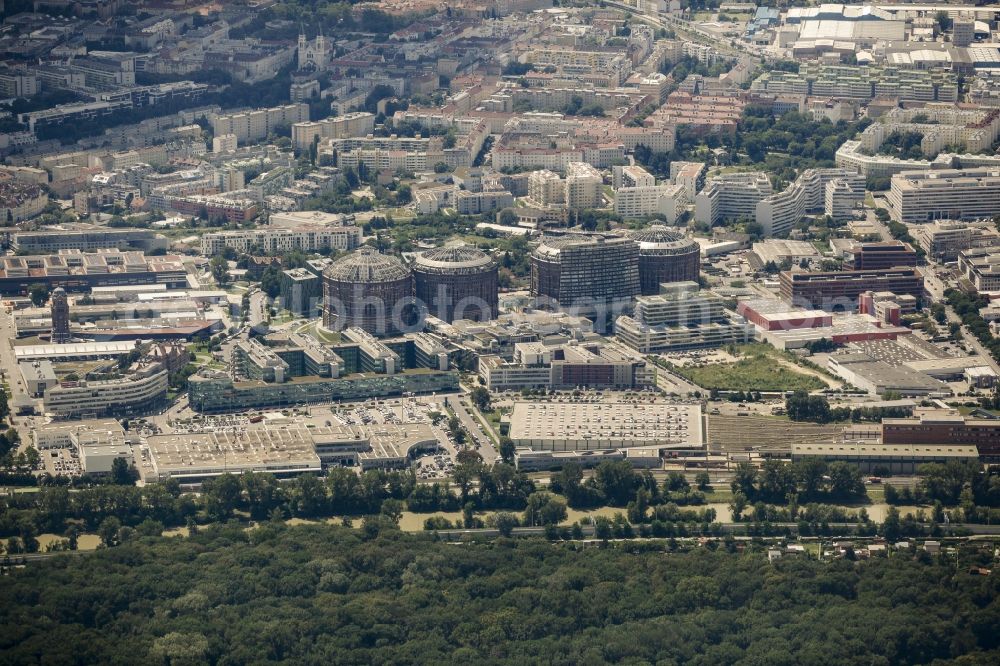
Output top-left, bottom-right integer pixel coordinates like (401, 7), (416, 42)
(146, 427), (322, 479)
(508, 401), (702, 452)
(13, 340), (138, 360)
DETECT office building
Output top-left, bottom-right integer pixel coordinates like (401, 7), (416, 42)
(615, 282), (753, 353)
(280, 268), (321, 317)
(43, 362), (168, 419)
(953, 16), (975, 48)
(50, 287), (71, 343)
(11, 228), (169, 254)
(914, 221), (1000, 262)
(531, 234), (639, 318)
(779, 268), (924, 311)
(958, 247), (1000, 293)
(844, 241), (918, 271)
(752, 240), (821, 268)
(886, 168), (1000, 222)
(19, 360), (58, 397)
(0, 251), (187, 295)
(478, 341), (654, 391)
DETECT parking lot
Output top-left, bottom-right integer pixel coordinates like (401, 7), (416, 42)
(42, 447), (81, 477)
(414, 452), (455, 480)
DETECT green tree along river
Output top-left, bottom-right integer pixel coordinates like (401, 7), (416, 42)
(1, 523), (999, 664)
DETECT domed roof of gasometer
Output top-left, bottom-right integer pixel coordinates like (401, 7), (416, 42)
(625, 226), (700, 255)
(323, 247), (411, 283)
(413, 243), (496, 274)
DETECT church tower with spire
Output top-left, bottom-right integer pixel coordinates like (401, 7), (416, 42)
(297, 29), (331, 71)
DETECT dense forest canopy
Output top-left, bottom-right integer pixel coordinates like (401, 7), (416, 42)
(1, 524), (999, 664)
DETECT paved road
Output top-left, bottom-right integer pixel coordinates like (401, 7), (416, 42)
(12, 521), (998, 565)
(956, 318), (1000, 374)
(439, 389), (499, 463)
(652, 359), (702, 396)
(430, 521), (1000, 540)
(861, 202), (894, 243)
(0, 309), (41, 444)
(605, 3), (761, 60)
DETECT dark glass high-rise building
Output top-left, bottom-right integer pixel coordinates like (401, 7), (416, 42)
(530, 234), (639, 318)
(50, 287), (71, 343)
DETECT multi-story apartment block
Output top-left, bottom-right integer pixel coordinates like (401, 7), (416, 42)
(528, 169), (565, 207)
(335, 147), (430, 173)
(67, 54), (135, 91)
(755, 168), (864, 236)
(519, 48), (633, 86)
(200, 226), (362, 256)
(212, 134), (238, 153)
(752, 64), (958, 103)
(455, 189), (514, 215)
(211, 104), (309, 143)
(860, 107), (1000, 158)
(695, 172), (772, 225)
(825, 178), (863, 221)
(565, 162), (603, 209)
(0, 180), (48, 223)
(614, 183), (686, 222)
(647, 91), (745, 136)
(837, 139), (1000, 179)
(291, 112), (376, 150)
(0, 71), (38, 98)
(671, 162), (707, 200)
(612, 165), (655, 189)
